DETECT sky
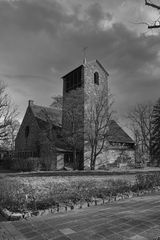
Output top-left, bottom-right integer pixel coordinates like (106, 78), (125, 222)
(1, 0), (160, 126)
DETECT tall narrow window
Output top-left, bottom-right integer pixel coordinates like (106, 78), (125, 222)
(94, 72), (99, 85)
(25, 126), (30, 138)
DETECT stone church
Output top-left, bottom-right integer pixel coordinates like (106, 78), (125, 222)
(15, 60), (135, 170)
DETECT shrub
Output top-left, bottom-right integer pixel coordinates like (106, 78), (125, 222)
(12, 157), (40, 171)
(1, 155), (13, 169)
(97, 165), (109, 170)
(136, 173), (160, 190)
(40, 156), (56, 171)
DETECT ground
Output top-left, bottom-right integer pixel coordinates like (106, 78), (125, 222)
(1, 193), (160, 240)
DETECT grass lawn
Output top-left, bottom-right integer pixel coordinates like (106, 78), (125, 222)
(0, 170), (160, 214)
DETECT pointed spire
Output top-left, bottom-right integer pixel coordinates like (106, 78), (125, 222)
(83, 57), (87, 65)
(83, 47), (88, 65)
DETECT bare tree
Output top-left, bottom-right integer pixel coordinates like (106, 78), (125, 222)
(0, 81), (19, 142)
(51, 85), (114, 170)
(85, 82), (114, 170)
(150, 98), (160, 166)
(126, 102), (153, 164)
(2, 119), (20, 151)
(145, 0), (160, 28)
(50, 95), (63, 110)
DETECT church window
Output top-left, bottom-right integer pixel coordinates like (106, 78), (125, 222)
(65, 67), (82, 92)
(94, 72), (99, 85)
(25, 126), (30, 138)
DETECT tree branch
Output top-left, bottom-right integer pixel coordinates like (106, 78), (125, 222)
(145, 0), (160, 10)
(148, 24), (160, 28)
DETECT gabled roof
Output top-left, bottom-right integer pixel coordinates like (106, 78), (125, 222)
(29, 105), (133, 145)
(30, 104), (62, 128)
(30, 104), (72, 151)
(108, 120), (134, 144)
(62, 59), (109, 78)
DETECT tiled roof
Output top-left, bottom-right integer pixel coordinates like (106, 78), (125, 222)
(108, 120), (134, 144)
(30, 104), (62, 127)
(30, 104), (71, 151)
(30, 105), (134, 144)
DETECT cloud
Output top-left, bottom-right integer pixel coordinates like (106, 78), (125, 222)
(87, 2), (112, 24)
(0, 0), (65, 33)
(1, 73), (49, 80)
(0, 0), (160, 121)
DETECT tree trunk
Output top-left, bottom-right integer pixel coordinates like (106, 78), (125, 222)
(90, 153), (96, 170)
(73, 148), (77, 170)
(90, 148), (94, 170)
(92, 155), (96, 170)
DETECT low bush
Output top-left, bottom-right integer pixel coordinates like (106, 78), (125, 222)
(1, 173), (160, 214)
(97, 165), (109, 170)
(1, 155), (13, 169)
(12, 157), (40, 171)
(0, 178), (131, 212)
(136, 172), (160, 190)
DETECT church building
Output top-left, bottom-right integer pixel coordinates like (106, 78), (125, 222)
(15, 59), (135, 170)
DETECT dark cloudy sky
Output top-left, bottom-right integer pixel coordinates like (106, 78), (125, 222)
(1, 0), (160, 123)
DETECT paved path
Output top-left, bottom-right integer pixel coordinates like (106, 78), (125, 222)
(1, 193), (160, 240)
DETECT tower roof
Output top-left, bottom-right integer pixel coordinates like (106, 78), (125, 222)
(62, 59), (109, 78)
(62, 65), (83, 79)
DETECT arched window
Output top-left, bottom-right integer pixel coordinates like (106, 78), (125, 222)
(25, 126), (30, 138)
(94, 72), (99, 85)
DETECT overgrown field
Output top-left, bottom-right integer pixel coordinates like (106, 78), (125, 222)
(0, 173), (160, 213)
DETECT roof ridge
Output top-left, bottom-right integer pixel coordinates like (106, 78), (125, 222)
(30, 103), (62, 128)
(31, 104), (62, 113)
(62, 64), (83, 78)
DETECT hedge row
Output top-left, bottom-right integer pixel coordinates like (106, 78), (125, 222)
(1, 173), (160, 213)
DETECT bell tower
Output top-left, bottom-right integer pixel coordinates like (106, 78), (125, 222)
(62, 59), (109, 169)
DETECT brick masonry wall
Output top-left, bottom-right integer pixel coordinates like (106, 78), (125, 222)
(40, 142), (57, 170)
(15, 106), (57, 170)
(15, 106), (40, 152)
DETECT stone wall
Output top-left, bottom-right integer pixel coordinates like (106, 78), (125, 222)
(83, 61), (109, 169)
(84, 61), (108, 98)
(84, 147), (135, 169)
